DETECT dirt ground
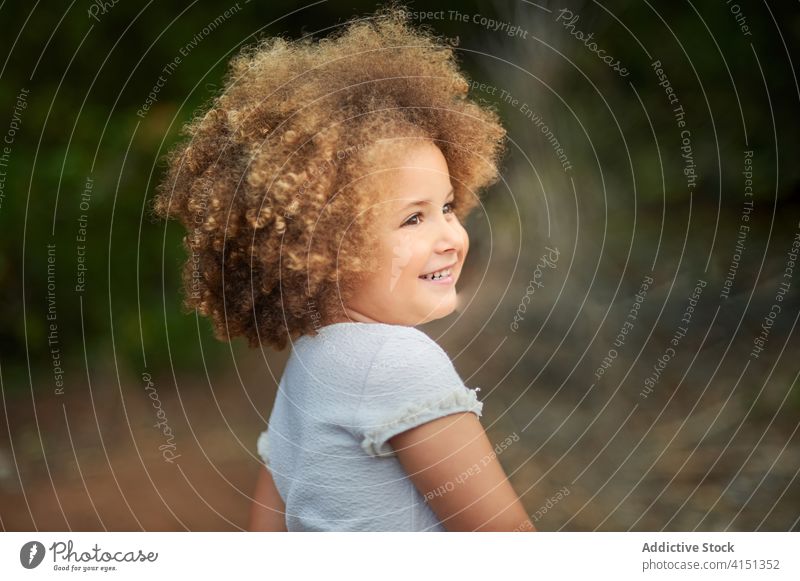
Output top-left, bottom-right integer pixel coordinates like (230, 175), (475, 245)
(2, 261), (799, 531)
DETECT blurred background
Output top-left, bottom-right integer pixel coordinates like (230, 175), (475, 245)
(1, 0), (798, 531)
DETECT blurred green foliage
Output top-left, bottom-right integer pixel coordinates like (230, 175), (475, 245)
(0, 0), (504, 394)
(1, 1), (797, 395)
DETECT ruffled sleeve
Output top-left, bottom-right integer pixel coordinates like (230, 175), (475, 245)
(256, 429), (271, 469)
(353, 327), (483, 458)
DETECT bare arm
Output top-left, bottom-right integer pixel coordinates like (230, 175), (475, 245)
(248, 465), (288, 531)
(389, 412), (535, 532)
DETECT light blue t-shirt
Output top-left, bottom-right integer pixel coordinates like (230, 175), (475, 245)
(256, 321), (484, 531)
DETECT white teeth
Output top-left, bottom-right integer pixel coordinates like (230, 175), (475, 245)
(420, 268), (451, 280)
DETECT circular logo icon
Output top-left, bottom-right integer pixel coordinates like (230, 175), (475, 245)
(20, 541), (46, 569)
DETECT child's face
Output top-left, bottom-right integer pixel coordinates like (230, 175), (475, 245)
(342, 141), (468, 326)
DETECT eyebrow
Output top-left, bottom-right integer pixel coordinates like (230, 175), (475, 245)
(398, 188), (455, 214)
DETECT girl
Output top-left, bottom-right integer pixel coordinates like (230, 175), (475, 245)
(152, 5), (534, 532)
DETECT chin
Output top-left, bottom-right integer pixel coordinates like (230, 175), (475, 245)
(425, 301), (457, 322)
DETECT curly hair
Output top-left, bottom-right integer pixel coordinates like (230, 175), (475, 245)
(151, 4), (507, 351)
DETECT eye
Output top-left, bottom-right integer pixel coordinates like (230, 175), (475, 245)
(402, 213), (421, 227)
(400, 200), (457, 227)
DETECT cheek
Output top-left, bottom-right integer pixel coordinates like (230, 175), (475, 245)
(387, 235), (428, 274)
(409, 238), (431, 272)
(458, 223), (469, 257)
(385, 233), (413, 272)
(381, 236), (423, 295)
(404, 240), (430, 280)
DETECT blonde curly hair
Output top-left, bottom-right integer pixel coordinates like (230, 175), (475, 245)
(151, 5), (507, 351)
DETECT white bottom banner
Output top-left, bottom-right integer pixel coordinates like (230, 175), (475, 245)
(1, 532), (796, 579)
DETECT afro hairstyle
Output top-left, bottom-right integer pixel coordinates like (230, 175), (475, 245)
(151, 5), (507, 350)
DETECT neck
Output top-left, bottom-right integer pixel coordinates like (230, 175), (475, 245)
(339, 306), (381, 324)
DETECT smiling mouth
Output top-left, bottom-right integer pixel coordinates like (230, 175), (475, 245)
(418, 263), (457, 282)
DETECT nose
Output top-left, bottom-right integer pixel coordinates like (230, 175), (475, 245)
(432, 212), (465, 255)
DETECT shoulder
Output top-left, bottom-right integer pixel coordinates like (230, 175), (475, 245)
(295, 322), (426, 373)
(361, 325), (466, 402)
(350, 326), (483, 458)
(380, 324), (442, 347)
(336, 322), (434, 346)
(312, 322), (452, 373)
(368, 324), (453, 373)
